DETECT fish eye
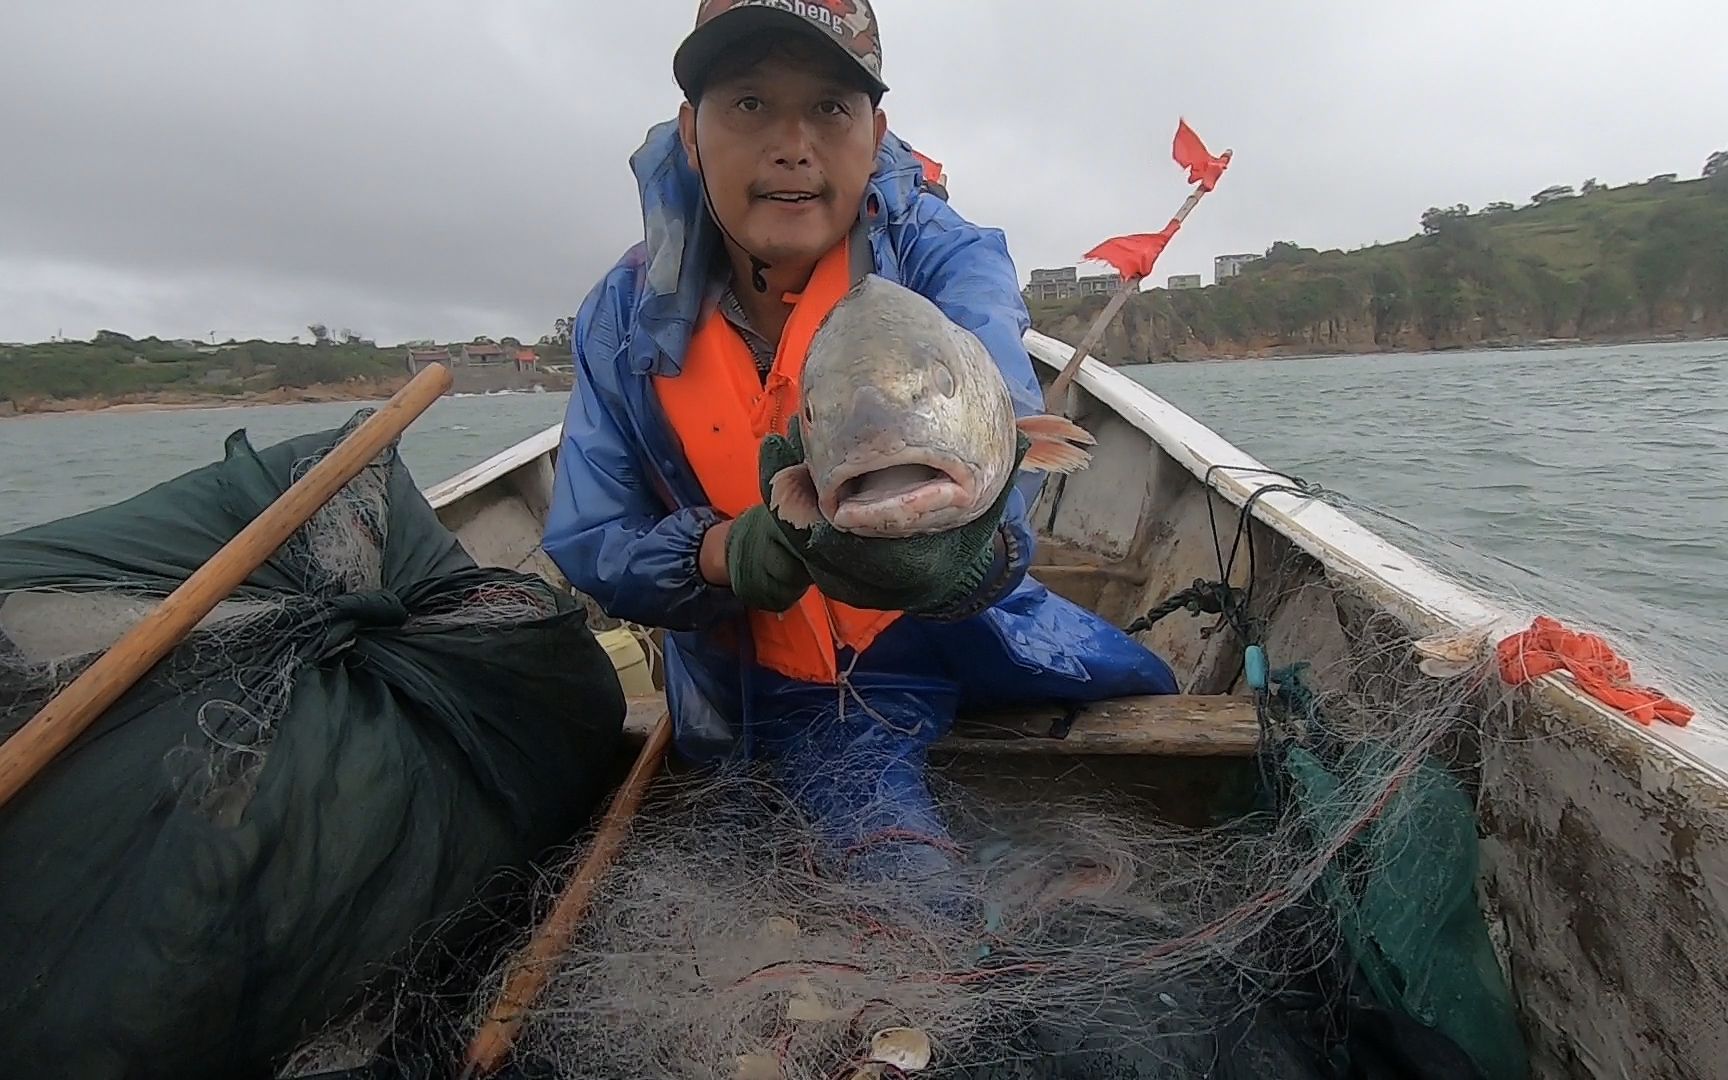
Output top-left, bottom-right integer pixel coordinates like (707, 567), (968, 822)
(929, 360), (956, 398)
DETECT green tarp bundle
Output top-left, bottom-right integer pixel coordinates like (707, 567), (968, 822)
(0, 414), (625, 1079)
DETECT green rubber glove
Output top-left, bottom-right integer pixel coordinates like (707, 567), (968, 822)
(722, 505), (813, 613)
(755, 418), (1027, 615)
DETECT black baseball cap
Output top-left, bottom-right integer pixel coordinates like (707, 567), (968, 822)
(673, 0), (888, 101)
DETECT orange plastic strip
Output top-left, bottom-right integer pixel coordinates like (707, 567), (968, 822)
(1496, 615), (1693, 726)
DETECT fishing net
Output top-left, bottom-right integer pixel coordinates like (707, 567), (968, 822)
(0, 411), (627, 1080)
(1259, 470), (1728, 1078)
(279, 466), (1542, 1080)
(1324, 486), (1724, 747)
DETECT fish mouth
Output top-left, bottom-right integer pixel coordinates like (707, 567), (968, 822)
(819, 449), (980, 537)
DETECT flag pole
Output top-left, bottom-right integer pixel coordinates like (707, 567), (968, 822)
(1042, 172), (1224, 413)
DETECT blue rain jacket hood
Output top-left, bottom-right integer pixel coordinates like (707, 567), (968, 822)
(543, 118), (1178, 764)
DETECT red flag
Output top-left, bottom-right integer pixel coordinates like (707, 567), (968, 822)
(1173, 118), (1231, 191)
(1082, 218), (1181, 280)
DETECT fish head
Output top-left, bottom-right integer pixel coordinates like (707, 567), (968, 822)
(791, 275), (1019, 538)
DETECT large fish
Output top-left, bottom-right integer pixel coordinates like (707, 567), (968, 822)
(769, 274), (1097, 539)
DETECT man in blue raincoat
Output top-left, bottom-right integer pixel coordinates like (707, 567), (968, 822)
(543, 0), (1178, 881)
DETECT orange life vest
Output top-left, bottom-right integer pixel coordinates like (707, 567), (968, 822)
(909, 148), (946, 188)
(652, 234), (902, 684)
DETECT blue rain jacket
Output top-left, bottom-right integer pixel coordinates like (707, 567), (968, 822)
(543, 120), (1179, 803)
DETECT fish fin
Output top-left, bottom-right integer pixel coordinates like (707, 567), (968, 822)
(1016, 414), (1096, 474)
(1017, 413), (1098, 445)
(769, 464), (823, 528)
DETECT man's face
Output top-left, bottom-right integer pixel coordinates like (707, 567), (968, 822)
(679, 40), (886, 272)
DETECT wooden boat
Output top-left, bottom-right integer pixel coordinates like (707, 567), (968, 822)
(417, 328), (1728, 1079)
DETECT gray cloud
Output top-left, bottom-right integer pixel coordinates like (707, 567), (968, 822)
(2, 0), (1725, 345)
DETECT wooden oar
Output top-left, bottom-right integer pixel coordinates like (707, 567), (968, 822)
(460, 711), (674, 1079)
(0, 362), (453, 810)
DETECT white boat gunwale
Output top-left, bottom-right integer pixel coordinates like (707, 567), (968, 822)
(422, 422), (563, 510)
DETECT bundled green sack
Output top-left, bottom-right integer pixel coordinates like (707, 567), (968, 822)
(0, 413), (624, 1079)
(1287, 742), (1529, 1080)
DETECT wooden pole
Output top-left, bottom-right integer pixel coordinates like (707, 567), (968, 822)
(1042, 278), (1140, 411)
(0, 363), (453, 810)
(1043, 177), (1223, 413)
(460, 711), (675, 1079)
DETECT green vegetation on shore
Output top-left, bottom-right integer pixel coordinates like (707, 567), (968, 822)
(0, 329), (574, 412)
(0, 334), (403, 404)
(1030, 152), (1728, 362)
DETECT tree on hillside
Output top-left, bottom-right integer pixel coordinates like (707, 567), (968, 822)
(1578, 265), (1639, 331)
(1262, 240), (1316, 265)
(273, 349), (353, 389)
(1518, 254), (1583, 337)
(1368, 265), (1411, 344)
(1421, 204), (1472, 235)
(1648, 173), (1678, 185)
(1581, 177), (1604, 195)
(306, 323), (331, 346)
(1531, 184), (1575, 205)
(1630, 201), (1714, 326)
(1419, 205), (1489, 261)
(1481, 201), (1516, 214)
(1414, 277), (1467, 341)
(1705, 150), (1728, 179)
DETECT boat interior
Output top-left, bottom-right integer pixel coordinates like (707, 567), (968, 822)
(417, 331), (1728, 1078)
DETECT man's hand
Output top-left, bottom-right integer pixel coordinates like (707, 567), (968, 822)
(698, 519), (734, 587)
(700, 511), (812, 613)
(753, 419), (1024, 615)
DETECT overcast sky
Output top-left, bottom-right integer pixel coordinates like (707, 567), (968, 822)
(2, 0), (1724, 345)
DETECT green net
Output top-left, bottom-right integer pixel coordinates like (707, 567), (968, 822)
(1285, 705), (1528, 1080)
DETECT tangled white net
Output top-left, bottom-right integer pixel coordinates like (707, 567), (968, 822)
(273, 491), (1531, 1079)
(479, 650), (1494, 1079)
(499, 774), (1270, 1077)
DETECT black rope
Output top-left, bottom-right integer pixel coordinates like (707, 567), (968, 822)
(1122, 577), (1243, 638)
(691, 103), (774, 295)
(1121, 468), (1326, 646)
(1118, 464), (1338, 812)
